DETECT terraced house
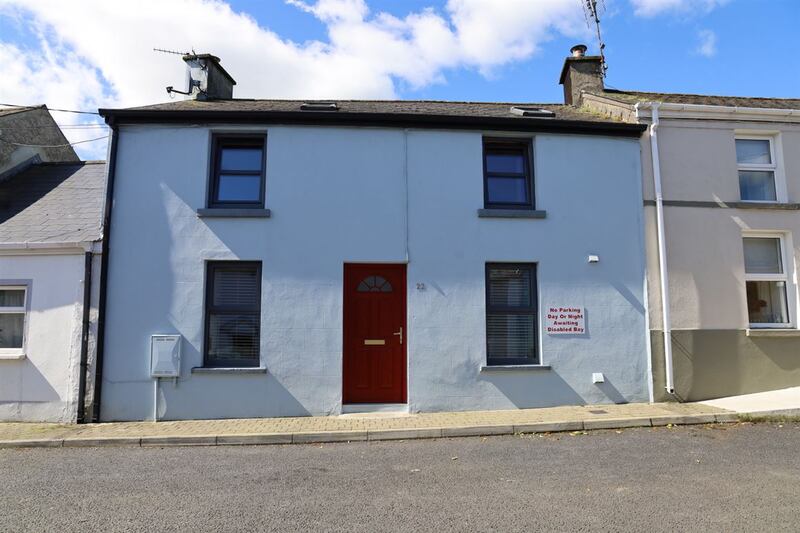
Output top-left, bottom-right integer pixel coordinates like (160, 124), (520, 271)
(95, 53), (649, 421)
(560, 45), (800, 401)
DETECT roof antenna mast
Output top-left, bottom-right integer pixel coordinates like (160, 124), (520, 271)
(583, 0), (608, 77)
(153, 47), (195, 97)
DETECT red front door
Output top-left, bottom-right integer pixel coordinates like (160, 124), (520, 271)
(343, 264), (406, 404)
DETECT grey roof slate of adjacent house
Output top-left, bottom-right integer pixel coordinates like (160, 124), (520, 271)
(597, 89), (800, 110)
(0, 105), (44, 118)
(0, 161), (106, 244)
(99, 98), (646, 136)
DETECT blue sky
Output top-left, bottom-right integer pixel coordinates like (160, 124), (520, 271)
(227, 0), (797, 102)
(0, 0), (796, 159)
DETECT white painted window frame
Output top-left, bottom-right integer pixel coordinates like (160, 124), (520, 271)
(735, 132), (787, 203)
(743, 232), (797, 329)
(0, 285), (27, 357)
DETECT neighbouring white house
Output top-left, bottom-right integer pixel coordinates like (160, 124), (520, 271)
(0, 160), (105, 423)
(96, 53), (649, 421)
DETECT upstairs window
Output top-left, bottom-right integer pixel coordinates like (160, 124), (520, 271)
(483, 139), (534, 209)
(736, 137), (777, 202)
(743, 236), (790, 327)
(485, 264), (538, 365)
(204, 262), (262, 367)
(0, 287), (26, 353)
(209, 135), (266, 208)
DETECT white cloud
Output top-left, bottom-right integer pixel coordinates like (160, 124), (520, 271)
(0, 0), (592, 158)
(630, 0), (728, 17)
(695, 29), (717, 57)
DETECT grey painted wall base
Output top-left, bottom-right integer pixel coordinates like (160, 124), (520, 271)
(650, 329), (800, 402)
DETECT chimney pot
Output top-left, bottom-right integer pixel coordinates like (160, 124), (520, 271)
(570, 44), (588, 58)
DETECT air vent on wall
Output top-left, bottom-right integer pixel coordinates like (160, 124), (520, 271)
(300, 102), (339, 111)
(510, 106), (556, 118)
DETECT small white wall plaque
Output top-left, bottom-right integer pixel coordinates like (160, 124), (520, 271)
(150, 335), (181, 378)
(545, 307), (586, 335)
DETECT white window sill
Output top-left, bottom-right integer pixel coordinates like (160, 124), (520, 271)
(191, 366), (267, 374)
(746, 328), (800, 337)
(0, 352), (26, 360)
(480, 364), (551, 372)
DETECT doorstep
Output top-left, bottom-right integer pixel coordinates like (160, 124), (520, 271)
(340, 403), (410, 416)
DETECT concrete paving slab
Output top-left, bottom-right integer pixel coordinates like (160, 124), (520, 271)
(650, 414), (717, 426)
(0, 439), (62, 448)
(441, 425), (514, 437)
(216, 434), (293, 445)
(700, 386), (800, 416)
(513, 421), (583, 433)
(140, 435), (217, 446)
(367, 428), (443, 441)
(63, 437), (142, 447)
(584, 417), (651, 430)
(292, 431), (368, 443)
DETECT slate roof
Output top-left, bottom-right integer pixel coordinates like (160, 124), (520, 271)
(0, 106), (42, 118)
(0, 162), (106, 244)
(110, 98), (616, 123)
(598, 89), (800, 110)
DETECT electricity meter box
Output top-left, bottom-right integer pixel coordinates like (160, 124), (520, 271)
(150, 335), (181, 378)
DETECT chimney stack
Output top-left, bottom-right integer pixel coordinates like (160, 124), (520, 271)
(182, 53), (236, 100)
(559, 44), (604, 107)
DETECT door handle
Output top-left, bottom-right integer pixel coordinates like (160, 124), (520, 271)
(393, 327), (403, 345)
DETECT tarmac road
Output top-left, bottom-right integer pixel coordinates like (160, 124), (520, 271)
(1, 422), (798, 532)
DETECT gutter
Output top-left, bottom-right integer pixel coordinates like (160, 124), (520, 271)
(99, 109), (646, 138)
(76, 250), (93, 423)
(636, 102), (675, 395)
(90, 124), (119, 423)
(0, 241), (97, 252)
(631, 102), (800, 123)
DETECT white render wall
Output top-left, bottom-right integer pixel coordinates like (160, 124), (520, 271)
(0, 251), (96, 422)
(639, 119), (800, 329)
(100, 124), (648, 421)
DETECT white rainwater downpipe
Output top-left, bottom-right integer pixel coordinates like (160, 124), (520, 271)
(642, 103), (675, 394)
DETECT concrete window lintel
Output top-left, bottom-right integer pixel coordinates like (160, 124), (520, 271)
(477, 209), (547, 219)
(479, 364), (552, 372)
(196, 208), (271, 218)
(191, 366), (268, 374)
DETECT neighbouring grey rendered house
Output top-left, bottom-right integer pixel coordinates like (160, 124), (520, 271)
(96, 53), (649, 422)
(560, 44), (800, 401)
(0, 109), (105, 421)
(0, 105), (79, 177)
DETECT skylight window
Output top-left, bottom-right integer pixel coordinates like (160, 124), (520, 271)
(300, 102), (339, 111)
(510, 106), (555, 118)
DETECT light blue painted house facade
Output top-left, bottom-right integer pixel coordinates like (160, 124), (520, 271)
(96, 54), (649, 421)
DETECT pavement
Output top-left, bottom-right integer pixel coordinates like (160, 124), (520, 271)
(1, 423), (798, 532)
(700, 386), (800, 416)
(0, 401), (738, 448)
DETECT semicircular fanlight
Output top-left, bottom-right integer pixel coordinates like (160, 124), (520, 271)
(357, 275), (393, 293)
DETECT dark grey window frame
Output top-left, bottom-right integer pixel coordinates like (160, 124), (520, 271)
(207, 133), (267, 209)
(485, 263), (539, 366)
(482, 138), (535, 210)
(203, 261), (262, 368)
